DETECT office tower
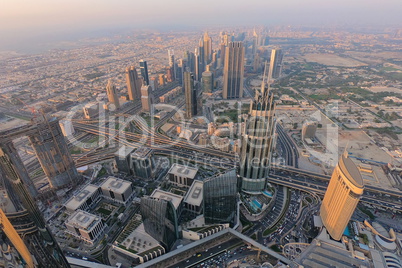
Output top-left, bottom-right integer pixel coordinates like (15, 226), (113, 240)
(139, 60), (149, 85)
(223, 42), (245, 99)
(158, 74), (165, 86)
(140, 196), (179, 250)
(202, 65), (213, 93)
(320, 152), (364, 241)
(0, 209), (34, 268)
(252, 29), (260, 58)
(150, 76), (158, 91)
(141, 85), (153, 112)
(131, 147), (154, 179)
(184, 71), (197, 119)
(263, 36), (270, 46)
(200, 32), (212, 65)
(0, 146), (70, 267)
(198, 39), (205, 74)
(59, 119), (75, 137)
(194, 48), (200, 81)
(211, 52), (217, 69)
(177, 58), (186, 86)
(239, 64), (276, 192)
(28, 116), (79, 188)
(168, 50), (176, 79)
(115, 146), (134, 174)
(126, 66), (141, 101)
(106, 79), (120, 109)
(204, 169), (237, 225)
(166, 66), (174, 82)
(65, 210), (106, 244)
(186, 51), (194, 73)
(268, 49), (283, 80)
(253, 53), (261, 72)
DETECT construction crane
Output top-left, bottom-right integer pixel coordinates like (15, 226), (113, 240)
(17, 98), (36, 117)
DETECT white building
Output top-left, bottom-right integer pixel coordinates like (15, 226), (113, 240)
(65, 210), (106, 244)
(100, 177), (135, 204)
(167, 164), (198, 187)
(64, 184), (102, 213)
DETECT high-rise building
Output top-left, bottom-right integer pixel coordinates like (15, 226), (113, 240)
(184, 71), (197, 119)
(106, 79), (120, 109)
(201, 32), (212, 65)
(158, 74), (165, 86)
(268, 49), (283, 81)
(168, 50), (176, 79)
(126, 66), (141, 101)
(29, 116), (79, 188)
(194, 48), (200, 81)
(141, 85), (153, 113)
(150, 76), (158, 91)
(223, 42), (245, 99)
(140, 196), (179, 250)
(252, 29), (260, 58)
(320, 152), (364, 241)
(204, 169), (237, 226)
(0, 209), (34, 268)
(115, 146), (134, 174)
(202, 65), (214, 93)
(0, 146), (71, 267)
(166, 66), (174, 82)
(139, 60), (150, 86)
(239, 64), (276, 192)
(131, 147), (154, 179)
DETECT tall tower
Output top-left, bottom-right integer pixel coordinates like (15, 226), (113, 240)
(320, 152), (364, 240)
(28, 116), (78, 188)
(252, 28), (260, 58)
(194, 48), (200, 81)
(141, 85), (153, 113)
(0, 147), (71, 267)
(223, 42), (245, 99)
(168, 50), (176, 79)
(202, 32), (212, 65)
(125, 66), (141, 101)
(184, 71), (197, 119)
(239, 63), (276, 192)
(139, 59), (149, 85)
(268, 48), (283, 81)
(106, 79), (120, 109)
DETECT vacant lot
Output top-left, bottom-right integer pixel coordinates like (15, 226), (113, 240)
(302, 53), (367, 67)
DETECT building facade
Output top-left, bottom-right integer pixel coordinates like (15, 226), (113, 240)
(320, 152), (364, 240)
(65, 210), (106, 244)
(223, 42), (245, 99)
(141, 85), (153, 113)
(126, 66), (141, 101)
(184, 71), (197, 119)
(139, 60), (149, 86)
(168, 163), (198, 187)
(203, 169), (237, 226)
(268, 49), (283, 81)
(106, 79), (120, 109)
(131, 147), (154, 179)
(100, 177), (135, 204)
(239, 75), (276, 192)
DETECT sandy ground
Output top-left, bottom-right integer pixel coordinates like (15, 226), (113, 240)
(366, 86), (402, 93)
(0, 117), (29, 131)
(344, 51), (402, 65)
(301, 53), (367, 67)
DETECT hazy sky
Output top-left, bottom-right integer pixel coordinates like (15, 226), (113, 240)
(1, 0), (401, 52)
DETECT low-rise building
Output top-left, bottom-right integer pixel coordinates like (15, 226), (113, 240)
(65, 210), (106, 244)
(64, 184), (102, 213)
(100, 177), (135, 204)
(167, 163), (198, 187)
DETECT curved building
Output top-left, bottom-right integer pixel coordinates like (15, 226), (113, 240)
(320, 152), (364, 240)
(239, 66), (276, 192)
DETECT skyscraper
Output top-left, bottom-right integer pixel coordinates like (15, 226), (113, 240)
(201, 32), (212, 65)
(239, 63), (276, 192)
(320, 152), (364, 241)
(139, 59), (149, 85)
(125, 66), (141, 101)
(184, 71), (197, 119)
(106, 79), (120, 109)
(194, 48), (200, 81)
(251, 29), (260, 59)
(223, 42), (245, 99)
(203, 169), (238, 226)
(168, 50), (176, 79)
(141, 85), (153, 113)
(28, 116), (78, 188)
(268, 49), (283, 81)
(0, 146), (70, 267)
(140, 196), (179, 250)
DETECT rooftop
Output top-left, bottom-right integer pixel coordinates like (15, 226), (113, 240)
(339, 153), (364, 188)
(64, 184), (99, 211)
(66, 210), (101, 231)
(184, 180), (203, 207)
(168, 163), (198, 179)
(131, 147), (152, 159)
(100, 176), (132, 194)
(150, 189), (183, 210)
